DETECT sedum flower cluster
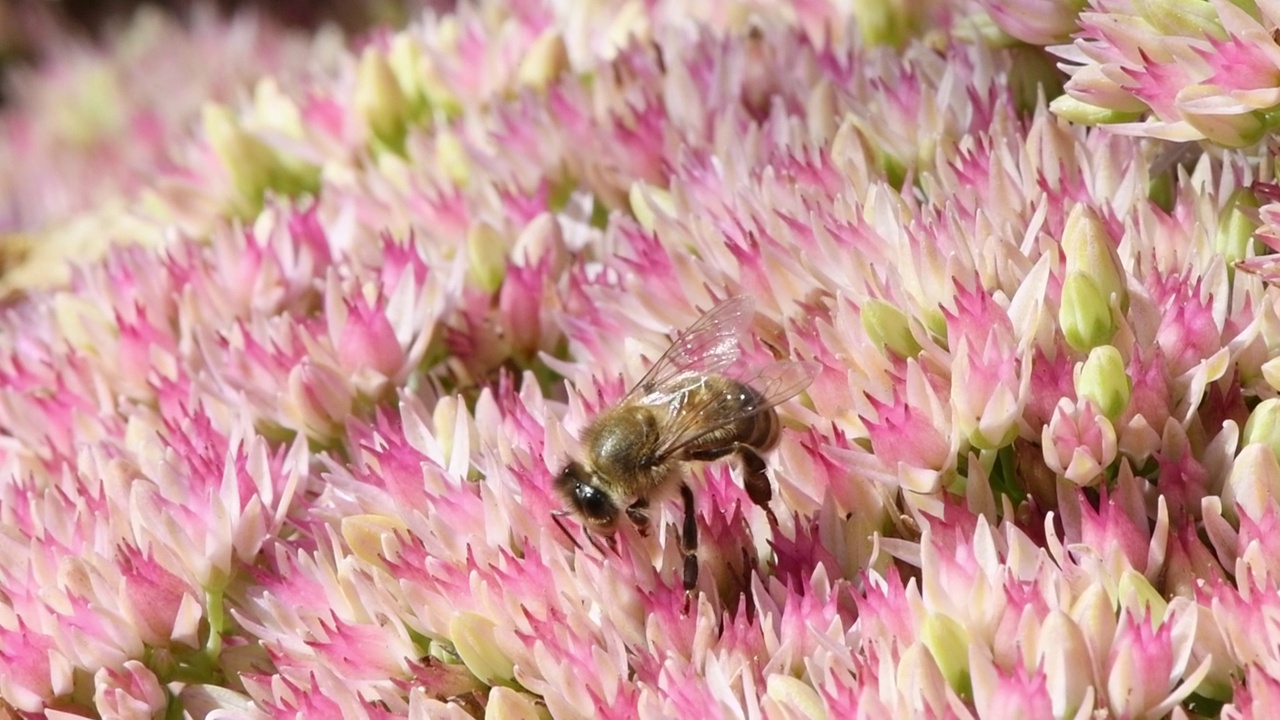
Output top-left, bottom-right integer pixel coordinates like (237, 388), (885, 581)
(3, 0), (1280, 717)
(1039, 0), (1280, 147)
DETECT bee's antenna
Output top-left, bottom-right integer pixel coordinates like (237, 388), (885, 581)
(550, 510), (583, 551)
(551, 510), (613, 556)
(580, 525), (613, 555)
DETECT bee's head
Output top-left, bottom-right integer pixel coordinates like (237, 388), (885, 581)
(555, 461), (619, 533)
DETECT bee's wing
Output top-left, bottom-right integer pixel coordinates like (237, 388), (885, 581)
(651, 359), (820, 462)
(623, 296), (755, 403)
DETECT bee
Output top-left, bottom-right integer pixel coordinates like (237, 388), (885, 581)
(555, 296), (818, 598)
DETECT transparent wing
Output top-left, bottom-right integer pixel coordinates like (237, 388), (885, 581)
(623, 296), (755, 404)
(649, 359), (820, 461)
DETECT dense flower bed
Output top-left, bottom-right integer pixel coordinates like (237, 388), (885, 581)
(3, 1), (1280, 717)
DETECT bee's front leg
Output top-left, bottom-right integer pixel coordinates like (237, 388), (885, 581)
(625, 498), (651, 537)
(679, 482), (698, 612)
(737, 445), (779, 527)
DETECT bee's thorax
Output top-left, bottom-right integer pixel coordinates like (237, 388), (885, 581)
(585, 405), (669, 492)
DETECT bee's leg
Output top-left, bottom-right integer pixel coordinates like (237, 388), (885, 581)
(741, 546), (759, 624)
(737, 445), (779, 527)
(626, 498), (651, 537)
(679, 482), (699, 610)
(686, 444), (780, 526)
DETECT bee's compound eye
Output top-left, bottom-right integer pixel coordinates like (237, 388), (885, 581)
(554, 462), (617, 529)
(574, 482), (612, 520)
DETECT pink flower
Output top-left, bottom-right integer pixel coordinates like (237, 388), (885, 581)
(334, 294), (405, 380)
(497, 256), (554, 360)
(1163, 523), (1228, 598)
(1023, 346), (1078, 432)
(1150, 274), (1224, 378)
(1235, 502), (1280, 582)
(863, 376), (956, 494)
(1074, 476), (1158, 578)
(1105, 608), (1206, 718)
(0, 621), (62, 713)
(1042, 398), (1117, 485)
(117, 545), (201, 647)
(1223, 666), (1280, 719)
(242, 670), (395, 719)
(970, 653), (1054, 719)
(1115, 347), (1172, 460)
(94, 661), (167, 719)
(944, 284), (1028, 450)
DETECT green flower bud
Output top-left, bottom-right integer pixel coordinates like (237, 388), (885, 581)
(486, 687), (550, 720)
(1049, 95), (1144, 126)
(1063, 204), (1128, 313)
(340, 514), (406, 569)
(251, 78), (305, 138)
(516, 29), (569, 91)
(203, 104), (275, 216)
(922, 613), (972, 700)
(851, 0), (919, 48)
(1225, 443), (1280, 524)
(628, 182), (675, 232)
(1216, 187), (1262, 267)
(1060, 270), (1115, 352)
(1070, 583), (1118, 661)
(55, 64), (125, 145)
(950, 12), (1015, 46)
(467, 222), (507, 293)
(862, 299), (922, 358)
(1117, 569), (1167, 625)
(450, 612), (515, 684)
(436, 128), (471, 187)
(417, 19), (463, 118)
(1076, 345), (1131, 420)
(387, 34), (429, 120)
(356, 48), (411, 154)
(922, 306), (948, 345)
(1149, 179), (1176, 215)
(1263, 356), (1280, 394)
(1134, 0), (1223, 38)
(1243, 398), (1280, 459)
(766, 676), (827, 720)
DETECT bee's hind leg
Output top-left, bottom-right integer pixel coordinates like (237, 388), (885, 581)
(686, 444), (780, 526)
(737, 446), (779, 527)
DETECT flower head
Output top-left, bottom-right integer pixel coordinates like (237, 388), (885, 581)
(3, 0), (1280, 716)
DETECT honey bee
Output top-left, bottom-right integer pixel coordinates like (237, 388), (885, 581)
(555, 296), (818, 598)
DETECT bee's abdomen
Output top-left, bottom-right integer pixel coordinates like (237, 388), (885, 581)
(732, 380), (780, 451)
(740, 405), (780, 450)
(683, 379), (781, 458)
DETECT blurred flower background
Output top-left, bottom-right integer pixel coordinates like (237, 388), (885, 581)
(4, 0), (1280, 717)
